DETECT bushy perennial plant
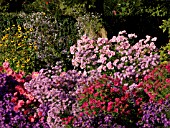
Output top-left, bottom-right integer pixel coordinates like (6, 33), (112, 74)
(20, 12), (78, 70)
(24, 64), (94, 127)
(137, 99), (170, 128)
(0, 25), (38, 74)
(139, 63), (170, 101)
(70, 30), (160, 88)
(75, 74), (149, 127)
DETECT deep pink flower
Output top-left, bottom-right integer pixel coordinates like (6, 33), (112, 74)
(165, 64), (170, 73)
(165, 78), (170, 83)
(107, 102), (113, 112)
(2, 61), (10, 69)
(115, 98), (120, 104)
(13, 105), (19, 112)
(32, 72), (39, 79)
(6, 68), (13, 76)
(82, 102), (88, 108)
(15, 85), (25, 95)
(113, 108), (119, 113)
(17, 100), (25, 108)
(11, 97), (18, 103)
(114, 78), (121, 86)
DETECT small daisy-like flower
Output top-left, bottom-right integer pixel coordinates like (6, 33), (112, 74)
(18, 25), (21, 31)
(30, 28), (33, 31)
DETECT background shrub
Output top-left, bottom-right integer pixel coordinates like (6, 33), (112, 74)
(20, 12), (79, 71)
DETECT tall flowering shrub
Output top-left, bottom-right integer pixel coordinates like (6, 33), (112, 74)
(70, 30), (160, 87)
(19, 12), (78, 70)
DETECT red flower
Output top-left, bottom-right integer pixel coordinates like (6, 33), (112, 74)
(113, 108), (118, 113)
(135, 98), (142, 105)
(13, 105), (19, 112)
(0, 66), (3, 72)
(11, 97), (18, 103)
(24, 110), (29, 115)
(122, 85), (128, 91)
(28, 116), (35, 122)
(38, 111), (43, 117)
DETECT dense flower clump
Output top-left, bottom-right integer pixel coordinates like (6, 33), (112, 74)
(70, 31), (160, 87)
(24, 64), (91, 127)
(0, 62), (49, 127)
(139, 63), (170, 101)
(137, 99), (170, 127)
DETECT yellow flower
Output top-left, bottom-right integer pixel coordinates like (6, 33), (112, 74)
(2, 36), (6, 41)
(30, 28), (33, 31)
(5, 58), (9, 61)
(26, 58), (30, 63)
(18, 25), (21, 31)
(34, 45), (38, 50)
(18, 43), (21, 46)
(11, 40), (14, 43)
(24, 36), (28, 38)
(12, 25), (15, 27)
(21, 64), (25, 68)
(6, 27), (10, 31)
(17, 34), (22, 38)
(0, 43), (2, 46)
(162, 61), (168, 64)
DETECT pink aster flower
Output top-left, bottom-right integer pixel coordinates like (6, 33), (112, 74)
(106, 62), (113, 69)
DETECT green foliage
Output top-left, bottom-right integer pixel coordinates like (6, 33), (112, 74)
(160, 18), (170, 38)
(0, 0), (31, 12)
(76, 12), (103, 38)
(103, 0), (169, 17)
(22, 0), (61, 15)
(159, 41), (170, 64)
(0, 13), (25, 38)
